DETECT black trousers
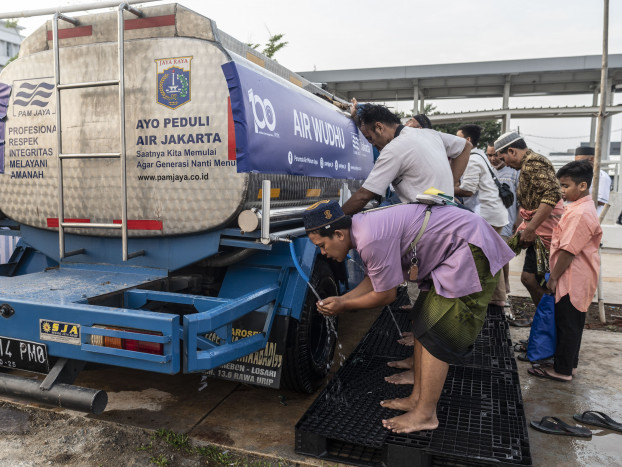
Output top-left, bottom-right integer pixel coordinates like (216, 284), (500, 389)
(554, 294), (586, 376)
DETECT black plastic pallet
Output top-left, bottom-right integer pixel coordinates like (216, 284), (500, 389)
(442, 366), (523, 405)
(296, 356), (530, 466)
(352, 310), (413, 360)
(469, 343), (518, 372)
(486, 304), (507, 320)
(389, 285), (412, 312)
(475, 323), (513, 349)
(296, 306), (531, 467)
(296, 356), (413, 450)
(352, 307), (517, 372)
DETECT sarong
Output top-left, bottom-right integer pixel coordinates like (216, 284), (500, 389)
(410, 245), (499, 364)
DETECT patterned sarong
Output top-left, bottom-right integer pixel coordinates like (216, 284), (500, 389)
(410, 245), (499, 364)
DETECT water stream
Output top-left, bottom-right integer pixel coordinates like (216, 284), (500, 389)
(348, 257), (403, 337)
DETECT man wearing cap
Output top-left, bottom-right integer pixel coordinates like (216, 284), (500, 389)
(342, 103), (471, 215)
(486, 141), (522, 320)
(493, 132), (563, 309)
(303, 199), (514, 433)
(575, 146), (611, 215)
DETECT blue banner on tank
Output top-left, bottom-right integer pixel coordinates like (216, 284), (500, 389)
(222, 61), (373, 179)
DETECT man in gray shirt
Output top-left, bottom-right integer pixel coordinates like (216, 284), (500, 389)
(342, 104), (471, 215)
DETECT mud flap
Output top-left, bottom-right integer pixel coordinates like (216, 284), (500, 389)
(202, 311), (290, 389)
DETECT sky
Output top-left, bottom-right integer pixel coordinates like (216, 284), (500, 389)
(7, 0), (622, 156)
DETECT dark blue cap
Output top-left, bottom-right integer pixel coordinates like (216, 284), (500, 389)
(303, 200), (345, 232)
(575, 146), (595, 156)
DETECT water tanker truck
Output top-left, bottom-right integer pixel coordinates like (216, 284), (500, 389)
(0, 3), (374, 413)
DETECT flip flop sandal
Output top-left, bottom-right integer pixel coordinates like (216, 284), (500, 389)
(517, 353), (532, 362)
(514, 343), (528, 352)
(528, 367), (570, 382)
(531, 361), (554, 369)
(530, 416), (592, 437)
(573, 411), (622, 433)
(519, 339), (528, 345)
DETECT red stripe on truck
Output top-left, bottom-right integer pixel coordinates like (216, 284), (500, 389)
(227, 97), (236, 160)
(46, 26), (93, 41)
(113, 219), (163, 230)
(124, 15), (176, 31)
(47, 218), (91, 227)
(45, 15), (175, 41)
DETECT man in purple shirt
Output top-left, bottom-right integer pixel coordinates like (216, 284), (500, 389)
(303, 200), (515, 433)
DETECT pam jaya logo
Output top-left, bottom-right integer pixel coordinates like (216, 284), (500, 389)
(248, 89), (276, 133)
(13, 81), (54, 108)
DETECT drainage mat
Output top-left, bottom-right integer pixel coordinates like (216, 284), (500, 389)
(296, 306), (531, 466)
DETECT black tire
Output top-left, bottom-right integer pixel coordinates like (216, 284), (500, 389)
(281, 258), (338, 393)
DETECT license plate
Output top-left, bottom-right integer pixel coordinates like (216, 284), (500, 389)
(0, 336), (49, 373)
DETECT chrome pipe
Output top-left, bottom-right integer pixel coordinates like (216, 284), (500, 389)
(118, 6), (128, 261)
(260, 180), (271, 245)
(0, 0), (158, 19)
(268, 226), (306, 243)
(53, 14), (65, 260)
(59, 153), (121, 159)
(57, 80), (119, 90)
(238, 205), (311, 232)
(61, 222), (122, 229)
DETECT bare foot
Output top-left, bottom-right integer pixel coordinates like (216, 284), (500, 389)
(397, 333), (414, 346)
(543, 367), (572, 381)
(387, 357), (413, 369)
(380, 397), (416, 411)
(382, 410), (439, 433)
(384, 370), (415, 385)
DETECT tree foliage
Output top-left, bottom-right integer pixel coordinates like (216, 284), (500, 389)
(433, 120), (502, 149)
(3, 19), (18, 29)
(246, 32), (288, 61)
(412, 104), (502, 149)
(262, 33), (288, 59)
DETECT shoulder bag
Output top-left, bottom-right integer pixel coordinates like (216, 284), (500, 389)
(474, 152), (514, 208)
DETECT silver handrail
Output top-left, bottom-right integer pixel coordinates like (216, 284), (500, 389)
(53, 4), (143, 262)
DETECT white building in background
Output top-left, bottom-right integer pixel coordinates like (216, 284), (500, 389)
(0, 21), (23, 263)
(0, 20), (24, 69)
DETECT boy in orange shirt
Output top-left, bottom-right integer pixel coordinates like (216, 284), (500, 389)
(528, 160), (602, 382)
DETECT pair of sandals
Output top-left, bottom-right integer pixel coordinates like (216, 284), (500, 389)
(531, 411), (622, 438)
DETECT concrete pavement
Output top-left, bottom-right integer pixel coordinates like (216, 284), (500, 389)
(508, 248), (622, 467)
(507, 248), (622, 304)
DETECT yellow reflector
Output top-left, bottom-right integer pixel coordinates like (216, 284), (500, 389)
(289, 75), (303, 87)
(257, 188), (280, 199)
(246, 52), (265, 68)
(306, 188), (321, 197)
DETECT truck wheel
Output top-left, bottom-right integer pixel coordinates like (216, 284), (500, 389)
(281, 259), (338, 393)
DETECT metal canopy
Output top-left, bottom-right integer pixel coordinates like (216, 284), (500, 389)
(430, 105), (622, 124)
(299, 54), (622, 101)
